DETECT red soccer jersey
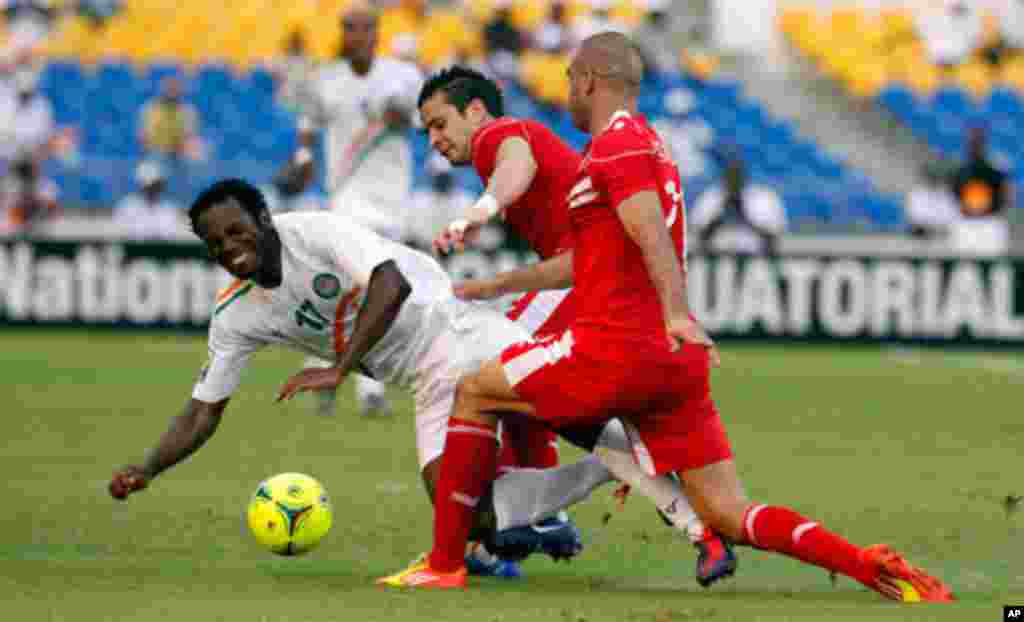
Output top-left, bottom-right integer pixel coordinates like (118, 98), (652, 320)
(470, 117), (580, 259)
(567, 111), (687, 336)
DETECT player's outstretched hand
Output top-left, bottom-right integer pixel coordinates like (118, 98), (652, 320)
(454, 278), (502, 301)
(277, 367), (344, 402)
(109, 465), (148, 500)
(666, 316), (721, 368)
(433, 219), (481, 255)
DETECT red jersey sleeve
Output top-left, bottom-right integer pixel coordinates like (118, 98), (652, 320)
(470, 118), (530, 181)
(588, 127), (660, 210)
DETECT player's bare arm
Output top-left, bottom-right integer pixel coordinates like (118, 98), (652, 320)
(277, 260), (412, 401)
(616, 191), (718, 364)
(455, 251), (573, 301)
(109, 397), (228, 499)
(436, 137), (538, 254)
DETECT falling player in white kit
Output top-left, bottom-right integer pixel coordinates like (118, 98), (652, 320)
(108, 179), (647, 576)
(300, 2), (423, 417)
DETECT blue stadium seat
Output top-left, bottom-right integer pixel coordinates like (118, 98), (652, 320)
(44, 60), (902, 226)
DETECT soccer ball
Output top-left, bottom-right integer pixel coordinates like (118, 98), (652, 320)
(246, 473), (333, 556)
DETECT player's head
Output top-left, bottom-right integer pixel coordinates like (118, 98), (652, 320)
(189, 179), (275, 280)
(567, 32), (643, 132)
(418, 65), (504, 165)
(340, 3), (379, 68)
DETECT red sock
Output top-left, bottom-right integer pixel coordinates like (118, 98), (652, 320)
(520, 422), (559, 469)
(428, 418), (498, 572)
(742, 504), (877, 587)
(496, 426), (522, 477)
(497, 418), (559, 473)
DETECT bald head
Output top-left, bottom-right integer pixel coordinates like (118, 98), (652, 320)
(341, 0), (379, 69)
(575, 32), (643, 94)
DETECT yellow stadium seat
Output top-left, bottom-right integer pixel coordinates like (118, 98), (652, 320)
(520, 51), (569, 107)
(511, 0), (547, 31)
(378, 4), (424, 59)
(880, 7), (915, 42)
(998, 57), (1024, 93)
(610, 0), (645, 29)
(681, 50), (718, 81)
(829, 6), (865, 41)
(954, 61), (993, 100)
(417, 9), (476, 69)
(848, 58), (888, 99)
(905, 59), (941, 97)
(777, 5), (813, 39)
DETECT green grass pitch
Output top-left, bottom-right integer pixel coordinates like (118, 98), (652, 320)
(2, 332), (1021, 621)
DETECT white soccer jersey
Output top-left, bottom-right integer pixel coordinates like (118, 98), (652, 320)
(192, 211), (455, 403)
(308, 57), (421, 234)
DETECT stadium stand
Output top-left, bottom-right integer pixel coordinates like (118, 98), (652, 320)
(779, 3), (1022, 211)
(16, 0), (904, 232)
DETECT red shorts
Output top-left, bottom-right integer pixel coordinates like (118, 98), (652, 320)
(506, 288), (576, 337)
(500, 327), (733, 476)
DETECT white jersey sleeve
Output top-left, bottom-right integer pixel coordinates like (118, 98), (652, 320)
(288, 211), (394, 286)
(192, 320), (264, 403)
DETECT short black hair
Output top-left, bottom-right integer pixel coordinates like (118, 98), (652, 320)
(418, 65), (504, 117)
(188, 178), (269, 236)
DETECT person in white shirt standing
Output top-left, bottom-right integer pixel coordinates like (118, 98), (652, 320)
(691, 157), (786, 255)
(302, 2), (423, 417)
(0, 67), (54, 167)
(113, 161), (186, 241)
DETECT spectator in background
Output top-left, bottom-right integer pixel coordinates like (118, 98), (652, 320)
(3, 1), (56, 59)
(634, 0), (679, 76)
(534, 0), (574, 54)
(982, 0), (1024, 65)
(0, 152), (58, 235)
(139, 77), (198, 165)
(78, 0), (122, 26)
(915, 0), (983, 68)
(272, 29), (317, 118)
(0, 67), (54, 166)
(691, 156), (786, 255)
(484, 0), (524, 55)
(408, 152), (473, 250)
(112, 161), (185, 240)
(262, 147), (325, 214)
(949, 125), (1013, 256)
(574, 0), (629, 44)
(906, 160), (960, 239)
(484, 0), (525, 79)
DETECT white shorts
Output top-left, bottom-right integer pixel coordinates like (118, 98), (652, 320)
(412, 302), (531, 470)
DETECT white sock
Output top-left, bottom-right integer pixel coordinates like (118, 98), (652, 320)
(594, 419), (705, 543)
(303, 356), (333, 371)
(355, 374), (386, 402)
(492, 454), (615, 530)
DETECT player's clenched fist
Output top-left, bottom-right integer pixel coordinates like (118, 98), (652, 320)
(109, 466), (148, 500)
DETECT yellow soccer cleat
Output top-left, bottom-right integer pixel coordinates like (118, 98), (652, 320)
(861, 544), (955, 603)
(377, 554), (467, 589)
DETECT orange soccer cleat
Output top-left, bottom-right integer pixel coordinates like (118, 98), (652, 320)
(861, 544), (956, 603)
(376, 555), (468, 589)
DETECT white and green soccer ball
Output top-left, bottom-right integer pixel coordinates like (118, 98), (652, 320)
(246, 473), (333, 556)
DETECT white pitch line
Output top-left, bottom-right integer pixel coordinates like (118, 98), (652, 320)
(886, 347), (1024, 377)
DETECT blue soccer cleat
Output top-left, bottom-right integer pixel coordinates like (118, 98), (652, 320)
(492, 512), (583, 562)
(465, 543), (523, 579)
(695, 529), (737, 588)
